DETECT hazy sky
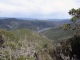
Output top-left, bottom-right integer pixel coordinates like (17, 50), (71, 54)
(0, 0), (80, 19)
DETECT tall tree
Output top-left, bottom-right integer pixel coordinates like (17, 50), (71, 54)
(61, 8), (80, 35)
(68, 8), (80, 22)
(68, 8), (80, 59)
(61, 8), (80, 60)
(69, 8), (80, 35)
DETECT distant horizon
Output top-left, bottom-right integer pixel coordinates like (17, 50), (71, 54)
(0, 17), (70, 21)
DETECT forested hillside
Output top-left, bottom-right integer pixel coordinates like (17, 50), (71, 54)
(0, 18), (55, 31)
(0, 18), (70, 31)
(41, 27), (72, 42)
(0, 28), (54, 60)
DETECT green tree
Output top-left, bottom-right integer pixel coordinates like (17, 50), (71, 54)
(61, 24), (71, 30)
(65, 8), (80, 60)
(68, 8), (80, 22)
(61, 8), (80, 35)
(68, 8), (80, 34)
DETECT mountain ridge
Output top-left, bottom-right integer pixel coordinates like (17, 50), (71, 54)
(0, 18), (70, 31)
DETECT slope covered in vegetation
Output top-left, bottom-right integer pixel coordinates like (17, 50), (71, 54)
(0, 18), (55, 31)
(0, 18), (71, 31)
(0, 28), (54, 60)
(41, 27), (73, 42)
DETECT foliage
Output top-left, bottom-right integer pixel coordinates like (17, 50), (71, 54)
(0, 29), (19, 43)
(17, 55), (26, 60)
(69, 35), (80, 59)
(3, 41), (17, 49)
(0, 18), (55, 31)
(41, 27), (72, 42)
(61, 8), (80, 60)
(61, 24), (71, 30)
(68, 8), (80, 22)
(61, 8), (80, 35)
(0, 28), (54, 60)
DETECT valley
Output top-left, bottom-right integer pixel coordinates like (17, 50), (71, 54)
(0, 0), (80, 59)
(0, 18), (70, 31)
(0, 18), (80, 60)
(37, 27), (53, 33)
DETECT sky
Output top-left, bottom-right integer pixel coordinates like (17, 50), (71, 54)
(0, 0), (80, 19)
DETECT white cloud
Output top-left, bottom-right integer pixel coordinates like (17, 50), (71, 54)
(0, 0), (80, 19)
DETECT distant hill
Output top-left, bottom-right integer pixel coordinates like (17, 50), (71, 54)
(0, 18), (71, 31)
(0, 18), (56, 31)
(41, 27), (73, 42)
(52, 19), (71, 26)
